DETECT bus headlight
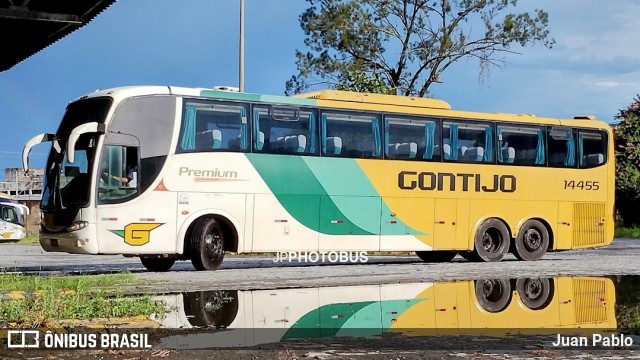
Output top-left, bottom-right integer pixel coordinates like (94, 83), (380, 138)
(66, 221), (88, 232)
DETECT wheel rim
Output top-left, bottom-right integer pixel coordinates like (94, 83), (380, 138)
(482, 228), (502, 253)
(204, 224), (224, 262)
(480, 279), (505, 303)
(523, 228), (542, 252)
(522, 278), (543, 301)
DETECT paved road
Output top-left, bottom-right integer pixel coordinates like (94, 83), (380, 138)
(1, 239), (638, 293)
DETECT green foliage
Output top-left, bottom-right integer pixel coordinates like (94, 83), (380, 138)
(286, 0), (554, 96)
(614, 96), (640, 227)
(0, 273), (166, 328)
(615, 227), (640, 239)
(614, 276), (640, 334)
(336, 70), (392, 93)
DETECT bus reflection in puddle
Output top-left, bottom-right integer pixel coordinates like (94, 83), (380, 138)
(153, 276), (618, 348)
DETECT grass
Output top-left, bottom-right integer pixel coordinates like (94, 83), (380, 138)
(615, 227), (640, 239)
(0, 235), (39, 245)
(17, 235), (39, 244)
(0, 273), (167, 328)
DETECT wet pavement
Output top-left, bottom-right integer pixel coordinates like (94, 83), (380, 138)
(3, 240), (640, 358)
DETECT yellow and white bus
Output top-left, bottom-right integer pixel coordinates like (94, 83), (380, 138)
(154, 276), (616, 348)
(22, 86), (614, 271)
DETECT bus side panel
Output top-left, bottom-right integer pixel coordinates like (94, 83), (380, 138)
(243, 193), (254, 252)
(96, 191), (177, 254)
(434, 199), (458, 250)
(251, 287), (319, 343)
(556, 202), (573, 250)
(455, 199), (470, 250)
(380, 197), (434, 251)
(318, 195), (381, 251)
(252, 194), (319, 251)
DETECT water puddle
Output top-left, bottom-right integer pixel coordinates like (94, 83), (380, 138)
(148, 275), (640, 349)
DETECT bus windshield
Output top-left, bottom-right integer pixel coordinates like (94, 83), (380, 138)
(41, 98), (112, 210)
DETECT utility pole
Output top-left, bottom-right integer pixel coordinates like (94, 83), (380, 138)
(239, 0), (245, 92)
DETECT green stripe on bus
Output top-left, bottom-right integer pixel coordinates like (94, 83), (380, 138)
(282, 301), (376, 339)
(246, 154), (372, 235)
(304, 158), (422, 235)
(199, 90), (262, 101)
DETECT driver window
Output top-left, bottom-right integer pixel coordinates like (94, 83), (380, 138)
(98, 145), (139, 202)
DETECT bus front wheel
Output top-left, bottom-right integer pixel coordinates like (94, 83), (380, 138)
(470, 219), (510, 262)
(415, 251), (457, 262)
(140, 258), (175, 272)
(513, 220), (549, 261)
(190, 218), (225, 271)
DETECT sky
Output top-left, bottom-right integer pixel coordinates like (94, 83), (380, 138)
(1, 0), (639, 178)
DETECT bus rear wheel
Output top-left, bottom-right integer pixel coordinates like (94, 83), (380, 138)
(516, 277), (554, 310)
(474, 278), (512, 313)
(470, 219), (510, 262)
(513, 220), (549, 261)
(140, 258), (175, 272)
(190, 218), (225, 271)
(415, 251), (457, 262)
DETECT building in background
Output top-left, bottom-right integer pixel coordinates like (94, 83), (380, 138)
(0, 168), (43, 235)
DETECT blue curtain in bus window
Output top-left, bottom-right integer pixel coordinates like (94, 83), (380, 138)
(578, 132), (584, 167)
(309, 112), (317, 153)
(535, 129), (545, 165)
(252, 109), (263, 151)
(484, 125), (493, 162)
(449, 124), (459, 160)
(565, 132), (575, 167)
(180, 105), (197, 150)
(496, 127), (503, 162)
(423, 122), (435, 159)
(384, 118), (390, 157)
(240, 107), (248, 150)
(321, 114), (328, 154)
(372, 118), (381, 157)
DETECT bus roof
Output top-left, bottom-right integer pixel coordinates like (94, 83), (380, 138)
(295, 90), (452, 110)
(77, 86), (610, 130)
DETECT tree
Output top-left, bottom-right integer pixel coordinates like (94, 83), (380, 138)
(614, 96), (640, 227)
(286, 0), (554, 96)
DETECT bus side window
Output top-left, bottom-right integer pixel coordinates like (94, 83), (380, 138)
(254, 106), (317, 155)
(579, 130), (607, 168)
(497, 125), (545, 165)
(321, 112), (382, 159)
(179, 102), (249, 153)
(385, 117), (440, 161)
(548, 127), (576, 168)
(443, 121), (494, 163)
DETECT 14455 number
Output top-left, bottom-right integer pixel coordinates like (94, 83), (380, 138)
(563, 180), (600, 190)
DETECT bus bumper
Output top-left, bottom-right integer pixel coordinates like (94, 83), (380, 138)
(39, 223), (99, 254)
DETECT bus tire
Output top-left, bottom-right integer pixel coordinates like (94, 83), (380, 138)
(190, 218), (225, 271)
(516, 277), (554, 310)
(415, 251), (457, 262)
(471, 219), (510, 262)
(140, 258), (175, 272)
(513, 220), (549, 261)
(474, 278), (512, 313)
(183, 290), (239, 328)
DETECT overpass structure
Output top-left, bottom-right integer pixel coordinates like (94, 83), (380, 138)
(1, 0), (117, 71)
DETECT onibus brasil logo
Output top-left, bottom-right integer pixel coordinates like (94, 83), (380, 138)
(110, 223), (164, 246)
